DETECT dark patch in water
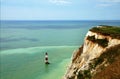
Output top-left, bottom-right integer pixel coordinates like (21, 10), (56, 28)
(0, 46), (10, 50)
(0, 37), (39, 42)
(1, 25), (86, 30)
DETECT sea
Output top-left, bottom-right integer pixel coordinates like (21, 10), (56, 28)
(0, 20), (120, 79)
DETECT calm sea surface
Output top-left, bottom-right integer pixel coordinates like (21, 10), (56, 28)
(0, 20), (120, 79)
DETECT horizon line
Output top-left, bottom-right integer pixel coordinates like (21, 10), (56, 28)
(1, 20), (120, 21)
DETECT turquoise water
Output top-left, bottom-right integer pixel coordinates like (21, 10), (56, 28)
(0, 46), (79, 79)
(0, 20), (120, 79)
(0, 28), (87, 50)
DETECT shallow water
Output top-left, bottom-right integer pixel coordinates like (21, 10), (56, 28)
(0, 46), (79, 79)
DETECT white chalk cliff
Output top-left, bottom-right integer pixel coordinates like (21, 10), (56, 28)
(64, 26), (120, 79)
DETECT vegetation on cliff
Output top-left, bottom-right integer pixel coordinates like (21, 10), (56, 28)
(90, 25), (120, 39)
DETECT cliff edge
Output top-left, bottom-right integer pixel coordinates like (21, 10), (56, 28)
(64, 26), (120, 79)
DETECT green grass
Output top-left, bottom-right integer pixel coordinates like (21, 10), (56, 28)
(77, 70), (91, 79)
(90, 26), (120, 39)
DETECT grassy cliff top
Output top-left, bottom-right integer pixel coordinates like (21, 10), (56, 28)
(90, 25), (120, 39)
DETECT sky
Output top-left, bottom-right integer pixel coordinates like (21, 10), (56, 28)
(1, 0), (120, 20)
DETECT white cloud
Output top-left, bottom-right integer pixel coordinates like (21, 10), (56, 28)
(98, 0), (120, 7)
(100, 0), (120, 3)
(99, 3), (113, 6)
(49, 0), (72, 5)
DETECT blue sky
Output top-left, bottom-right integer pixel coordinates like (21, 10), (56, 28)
(1, 0), (120, 20)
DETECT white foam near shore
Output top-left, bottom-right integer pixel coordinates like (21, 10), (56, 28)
(0, 46), (79, 55)
(0, 46), (79, 79)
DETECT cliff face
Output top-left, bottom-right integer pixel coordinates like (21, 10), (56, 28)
(64, 26), (120, 79)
